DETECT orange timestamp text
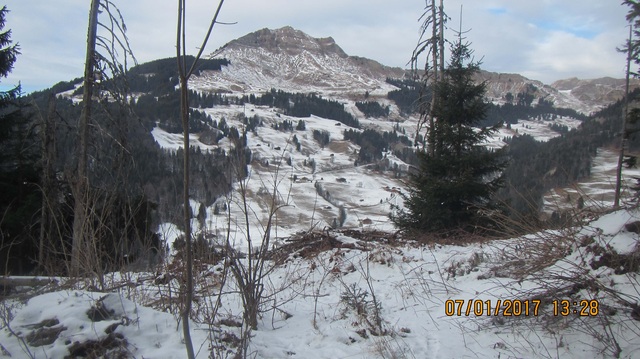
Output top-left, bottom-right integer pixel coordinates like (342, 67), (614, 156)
(444, 299), (600, 317)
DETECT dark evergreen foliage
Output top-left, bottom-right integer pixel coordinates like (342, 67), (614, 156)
(386, 78), (423, 114)
(386, 78), (586, 127)
(273, 119), (294, 131)
(6, 52), (249, 274)
(244, 115), (262, 132)
(127, 56), (229, 95)
(241, 89), (360, 128)
(39, 78), (83, 95)
(0, 6), (42, 274)
(313, 129), (331, 148)
(393, 37), (506, 233)
(355, 100), (390, 118)
(343, 128), (412, 164)
(0, 7), (18, 81)
(479, 100), (588, 128)
(296, 119), (306, 131)
(496, 90), (640, 218)
(288, 93), (359, 127)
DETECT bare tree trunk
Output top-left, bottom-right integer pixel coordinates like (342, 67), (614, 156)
(71, 0), (100, 276)
(615, 25), (634, 209)
(427, 0), (438, 156)
(175, 1), (226, 357)
(439, 0), (445, 75)
(178, 76), (195, 359)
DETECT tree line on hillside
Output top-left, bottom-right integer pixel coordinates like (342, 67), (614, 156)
(384, 78), (638, 229)
(386, 77), (423, 114)
(62, 57), (231, 97)
(480, 96), (588, 128)
(3, 63), (252, 275)
(498, 88), (640, 219)
(355, 100), (390, 118)
(242, 89), (361, 128)
(343, 128), (412, 165)
(390, 0), (636, 236)
(385, 77), (587, 127)
(136, 85), (361, 134)
(193, 88), (361, 128)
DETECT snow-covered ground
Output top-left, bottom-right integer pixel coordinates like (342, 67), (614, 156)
(18, 26), (638, 358)
(152, 103), (408, 251)
(2, 207), (640, 358)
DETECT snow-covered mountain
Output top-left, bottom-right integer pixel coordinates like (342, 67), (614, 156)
(552, 76), (640, 110)
(480, 71), (640, 115)
(189, 26), (631, 115)
(193, 26), (405, 97)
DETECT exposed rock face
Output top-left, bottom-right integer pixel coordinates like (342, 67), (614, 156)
(478, 71), (548, 100)
(477, 71), (638, 114)
(228, 26), (348, 58)
(197, 27), (406, 95)
(551, 77), (640, 108)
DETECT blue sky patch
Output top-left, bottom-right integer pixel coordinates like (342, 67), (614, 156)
(534, 20), (599, 39)
(488, 7), (507, 15)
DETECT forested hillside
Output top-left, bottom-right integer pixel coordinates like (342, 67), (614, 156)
(499, 89), (640, 220)
(3, 54), (632, 274)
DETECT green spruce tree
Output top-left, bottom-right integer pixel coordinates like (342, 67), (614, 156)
(393, 33), (506, 234)
(0, 6), (41, 273)
(0, 5), (21, 143)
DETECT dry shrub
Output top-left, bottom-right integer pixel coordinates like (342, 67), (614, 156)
(588, 242), (640, 274)
(266, 230), (371, 265)
(480, 230), (576, 280)
(66, 333), (130, 359)
(405, 228), (492, 246)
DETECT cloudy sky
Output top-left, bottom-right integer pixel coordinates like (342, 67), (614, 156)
(1, 0), (632, 93)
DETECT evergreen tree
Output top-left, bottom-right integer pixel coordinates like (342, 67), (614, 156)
(0, 6), (40, 273)
(393, 34), (506, 233)
(0, 5), (20, 144)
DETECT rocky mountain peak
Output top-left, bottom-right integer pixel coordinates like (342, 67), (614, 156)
(202, 27), (405, 95)
(223, 26), (348, 58)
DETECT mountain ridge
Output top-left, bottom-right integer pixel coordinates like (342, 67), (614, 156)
(201, 26), (634, 114)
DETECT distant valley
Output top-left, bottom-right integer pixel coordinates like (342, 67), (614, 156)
(45, 26), (639, 245)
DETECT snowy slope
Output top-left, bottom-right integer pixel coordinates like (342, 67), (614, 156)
(177, 103), (405, 248)
(3, 208), (640, 358)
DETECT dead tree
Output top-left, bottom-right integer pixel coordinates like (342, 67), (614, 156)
(412, 0), (447, 154)
(71, 0), (100, 276)
(38, 94), (57, 271)
(175, 1), (227, 358)
(71, 0), (136, 277)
